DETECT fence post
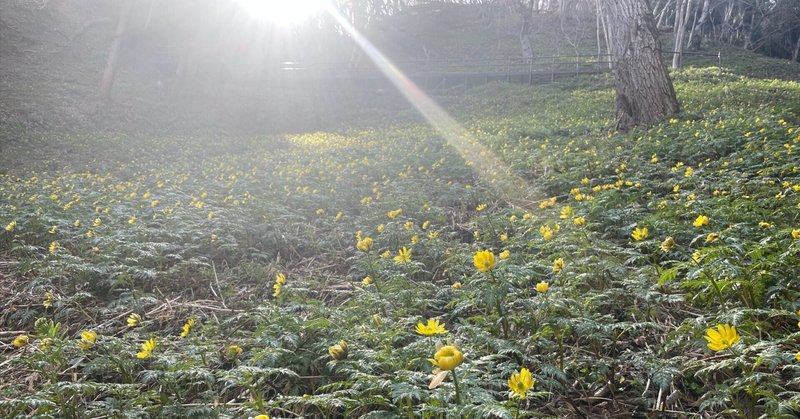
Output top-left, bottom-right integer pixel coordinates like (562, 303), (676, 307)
(529, 57), (533, 85)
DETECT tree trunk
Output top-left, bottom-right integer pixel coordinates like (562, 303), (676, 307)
(687, 0), (710, 51)
(602, 0), (680, 131)
(672, 0), (693, 69)
(98, 0), (134, 101)
(514, 1), (535, 60)
(793, 33), (800, 62)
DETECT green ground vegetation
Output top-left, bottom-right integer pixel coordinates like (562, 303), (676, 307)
(1, 53), (800, 417)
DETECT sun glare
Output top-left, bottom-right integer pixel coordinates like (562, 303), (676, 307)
(234, 0), (330, 24)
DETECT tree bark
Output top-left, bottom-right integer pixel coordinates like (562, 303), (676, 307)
(98, 0), (134, 101)
(602, 0), (680, 131)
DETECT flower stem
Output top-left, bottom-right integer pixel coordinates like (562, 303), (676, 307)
(451, 369), (462, 405)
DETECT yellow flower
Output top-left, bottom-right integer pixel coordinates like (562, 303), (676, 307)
(535, 281), (549, 293)
(128, 215), (137, 224)
(411, 234), (419, 244)
(451, 282), (462, 289)
(387, 209), (402, 219)
(328, 340), (348, 360)
(422, 220), (430, 230)
(43, 291), (54, 308)
(356, 237), (373, 252)
(223, 345), (243, 360)
(704, 324), (740, 352)
(631, 227), (649, 241)
(560, 206), (573, 219)
(758, 221), (771, 229)
(180, 318), (195, 338)
(127, 313), (142, 327)
(429, 345), (463, 371)
(403, 221), (413, 231)
(361, 276), (373, 286)
(376, 224), (385, 233)
(428, 231), (439, 240)
(692, 250), (703, 263)
(273, 282), (283, 297)
(706, 232), (720, 243)
(49, 225), (57, 234)
(476, 203), (487, 212)
(92, 218), (101, 227)
(415, 319), (448, 335)
(539, 225), (554, 240)
(73, 219), (81, 227)
(573, 216), (586, 226)
(136, 338), (156, 359)
(684, 167), (693, 177)
(48, 241), (59, 253)
(275, 273), (287, 285)
(660, 236), (676, 252)
(508, 367), (535, 399)
(254, 415), (270, 419)
(693, 215), (710, 228)
(552, 258), (565, 274)
(500, 233), (508, 242)
(499, 250), (510, 260)
(316, 208), (325, 216)
(5, 220), (16, 231)
(796, 352), (800, 362)
(792, 229), (800, 239)
(473, 250), (496, 272)
(79, 330), (97, 349)
(539, 197), (557, 209)
(394, 247), (412, 264)
(334, 211), (343, 221)
(12, 334), (29, 348)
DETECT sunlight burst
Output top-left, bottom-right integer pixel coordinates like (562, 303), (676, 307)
(233, 0), (330, 24)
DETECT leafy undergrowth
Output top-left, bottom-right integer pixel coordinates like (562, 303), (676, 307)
(2, 64), (800, 418)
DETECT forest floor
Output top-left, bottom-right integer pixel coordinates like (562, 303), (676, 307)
(1, 46), (800, 417)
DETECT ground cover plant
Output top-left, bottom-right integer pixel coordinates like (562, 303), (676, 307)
(2, 57), (800, 417)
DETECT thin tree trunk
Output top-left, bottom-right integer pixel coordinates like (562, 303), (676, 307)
(793, 33), (800, 62)
(516, 0), (535, 60)
(602, 0), (680, 131)
(98, 0), (134, 101)
(672, 0), (693, 68)
(687, 0), (709, 50)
